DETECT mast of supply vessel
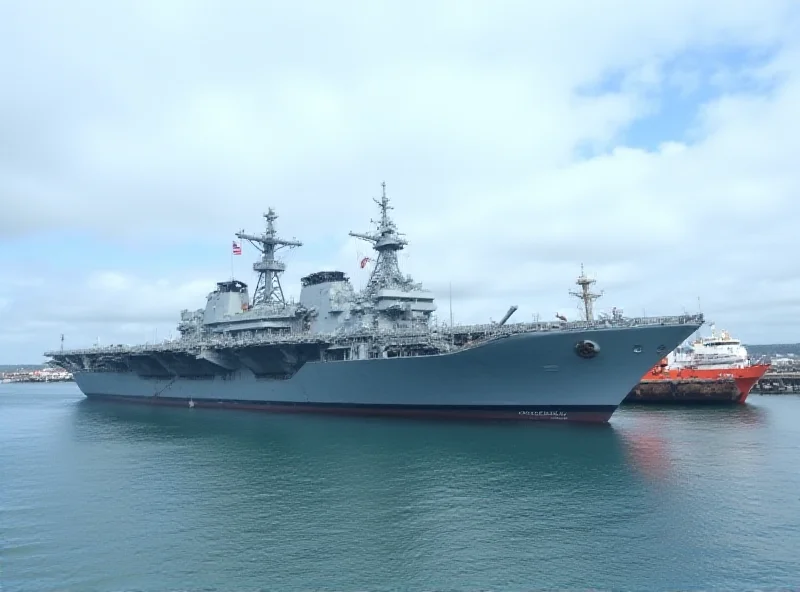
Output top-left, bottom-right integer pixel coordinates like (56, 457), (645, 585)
(569, 263), (603, 321)
(349, 182), (409, 295)
(235, 208), (302, 307)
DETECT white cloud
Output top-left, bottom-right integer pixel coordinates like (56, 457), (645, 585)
(0, 269), (215, 354)
(0, 0), (799, 361)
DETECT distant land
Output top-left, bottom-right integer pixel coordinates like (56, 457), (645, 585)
(746, 344), (800, 357)
(2, 343), (799, 369)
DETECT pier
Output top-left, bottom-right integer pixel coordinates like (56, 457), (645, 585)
(754, 370), (800, 394)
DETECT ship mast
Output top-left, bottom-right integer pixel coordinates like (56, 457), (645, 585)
(235, 208), (302, 307)
(348, 182), (408, 295)
(569, 263), (603, 321)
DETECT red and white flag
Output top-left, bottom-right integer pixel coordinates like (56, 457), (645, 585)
(232, 241), (242, 255)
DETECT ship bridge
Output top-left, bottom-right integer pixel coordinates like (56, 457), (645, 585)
(301, 271), (348, 287)
(374, 288), (436, 315)
(215, 280), (248, 293)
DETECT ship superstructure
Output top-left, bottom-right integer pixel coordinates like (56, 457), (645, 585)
(236, 207), (302, 309)
(670, 325), (753, 370)
(346, 182), (436, 332)
(45, 183), (704, 423)
(178, 208), (311, 341)
(569, 264), (604, 322)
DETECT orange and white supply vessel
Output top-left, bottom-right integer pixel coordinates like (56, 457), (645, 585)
(626, 325), (771, 404)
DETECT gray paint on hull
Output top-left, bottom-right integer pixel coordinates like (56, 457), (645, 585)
(73, 323), (699, 414)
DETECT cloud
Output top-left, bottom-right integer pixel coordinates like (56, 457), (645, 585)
(0, 269), (215, 352)
(1, 0), (799, 362)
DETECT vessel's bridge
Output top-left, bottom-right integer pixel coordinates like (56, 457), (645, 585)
(372, 288), (436, 313)
(46, 314), (703, 380)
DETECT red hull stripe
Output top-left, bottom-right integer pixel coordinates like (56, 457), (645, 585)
(84, 394), (617, 423)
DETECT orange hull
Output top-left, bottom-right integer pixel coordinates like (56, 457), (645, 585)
(637, 363), (771, 404)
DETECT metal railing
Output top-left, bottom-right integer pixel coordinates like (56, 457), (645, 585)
(45, 313), (704, 358)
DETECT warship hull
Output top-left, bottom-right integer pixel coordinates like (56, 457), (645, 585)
(67, 322), (700, 423)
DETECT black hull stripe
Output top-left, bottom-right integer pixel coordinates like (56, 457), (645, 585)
(84, 394), (617, 423)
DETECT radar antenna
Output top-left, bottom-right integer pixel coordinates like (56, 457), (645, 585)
(348, 182), (409, 295)
(235, 208), (302, 307)
(569, 263), (603, 321)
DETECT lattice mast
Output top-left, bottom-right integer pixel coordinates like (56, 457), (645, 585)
(236, 208), (302, 307)
(349, 182), (408, 295)
(569, 263), (603, 321)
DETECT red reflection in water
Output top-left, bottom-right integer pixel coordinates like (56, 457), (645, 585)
(621, 420), (673, 482)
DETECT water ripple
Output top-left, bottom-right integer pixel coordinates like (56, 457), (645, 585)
(2, 384), (799, 591)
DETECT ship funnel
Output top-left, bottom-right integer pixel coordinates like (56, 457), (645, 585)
(497, 305), (518, 327)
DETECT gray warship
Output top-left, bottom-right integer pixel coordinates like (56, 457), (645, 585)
(45, 183), (704, 423)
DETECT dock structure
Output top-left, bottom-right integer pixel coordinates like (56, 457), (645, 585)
(0, 367), (74, 383)
(754, 370), (800, 394)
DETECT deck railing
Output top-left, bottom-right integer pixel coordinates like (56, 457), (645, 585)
(45, 314), (704, 357)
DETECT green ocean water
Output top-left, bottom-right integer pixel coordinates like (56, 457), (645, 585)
(2, 383), (799, 591)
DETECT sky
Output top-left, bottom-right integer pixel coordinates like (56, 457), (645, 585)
(1, 0), (799, 363)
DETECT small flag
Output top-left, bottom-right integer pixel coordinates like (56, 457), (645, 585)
(232, 241), (242, 255)
(360, 257), (370, 269)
